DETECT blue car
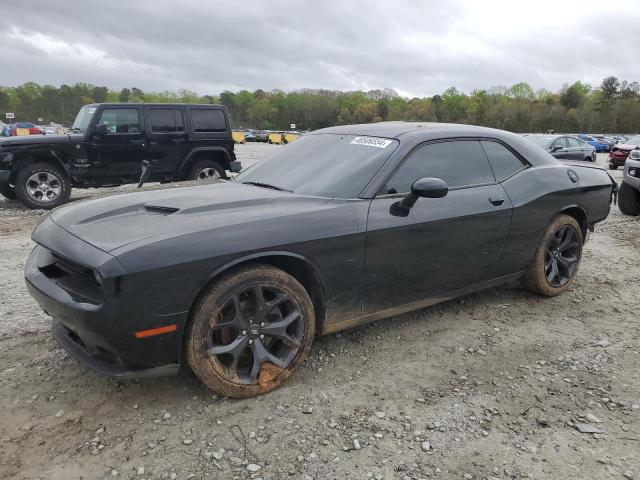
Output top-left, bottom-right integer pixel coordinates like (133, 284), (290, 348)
(579, 135), (610, 152)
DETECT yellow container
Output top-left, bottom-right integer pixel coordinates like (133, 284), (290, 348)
(268, 132), (283, 144)
(232, 131), (246, 143)
(16, 128), (30, 136)
(284, 133), (298, 144)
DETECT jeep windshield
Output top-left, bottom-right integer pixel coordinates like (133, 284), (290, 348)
(71, 106), (97, 133)
(235, 133), (398, 199)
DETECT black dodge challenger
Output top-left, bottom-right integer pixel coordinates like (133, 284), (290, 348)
(25, 122), (616, 397)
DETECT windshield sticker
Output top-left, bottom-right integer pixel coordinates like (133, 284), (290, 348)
(350, 136), (393, 148)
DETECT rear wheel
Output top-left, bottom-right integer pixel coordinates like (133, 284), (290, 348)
(14, 162), (71, 209)
(186, 265), (315, 398)
(520, 214), (583, 296)
(188, 160), (227, 181)
(618, 181), (640, 216)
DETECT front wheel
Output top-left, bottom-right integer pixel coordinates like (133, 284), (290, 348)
(520, 214), (583, 296)
(618, 181), (640, 216)
(14, 162), (71, 209)
(186, 265), (315, 398)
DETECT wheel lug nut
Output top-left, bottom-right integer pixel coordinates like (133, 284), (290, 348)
(241, 330), (247, 336)
(260, 322), (265, 327)
(248, 339), (253, 345)
(259, 334), (264, 339)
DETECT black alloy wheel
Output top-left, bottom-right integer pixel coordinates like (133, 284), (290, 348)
(544, 225), (580, 288)
(207, 284), (304, 384)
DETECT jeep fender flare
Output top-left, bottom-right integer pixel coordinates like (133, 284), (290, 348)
(11, 149), (71, 180)
(179, 147), (232, 174)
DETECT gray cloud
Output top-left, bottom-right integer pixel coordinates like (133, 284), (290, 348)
(2, 0), (639, 96)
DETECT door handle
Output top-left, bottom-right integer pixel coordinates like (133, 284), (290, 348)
(489, 196), (505, 206)
(131, 139), (146, 146)
(171, 138), (186, 144)
(149, 141), (158, 147)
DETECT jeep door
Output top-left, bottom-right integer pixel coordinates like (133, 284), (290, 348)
(363, 139), (515, 315)
(88, 106), (146, 180)
(146, 107), (188, 177)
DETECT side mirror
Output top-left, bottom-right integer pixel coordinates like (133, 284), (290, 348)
(94, 124), (108, 137)
(391, 178), (448, 216)
(551, 144), (563, 152)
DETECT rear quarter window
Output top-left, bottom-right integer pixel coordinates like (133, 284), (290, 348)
(190, 109), (227, 133)
(480, 140), (526, 181)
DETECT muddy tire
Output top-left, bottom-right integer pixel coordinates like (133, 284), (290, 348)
(618, 181), (640, 216)
(186, 264), (315, 398)
(0, 183), (17, 200)
(520, 214), (583, 297)
(188, 160), (227, 181)
(14, 162), (71, 210)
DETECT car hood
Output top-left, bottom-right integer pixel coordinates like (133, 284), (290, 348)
(613, 143), (639, 151)
(48, 181), (340, 253)
(0, 133), (77, 147)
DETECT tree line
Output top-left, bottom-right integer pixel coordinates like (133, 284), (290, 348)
(1, 77), (639, 133)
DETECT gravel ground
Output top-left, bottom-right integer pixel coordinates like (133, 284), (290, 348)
(0, 148), (639, 480)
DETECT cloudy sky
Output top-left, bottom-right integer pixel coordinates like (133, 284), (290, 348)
(2, 0), (639, 97)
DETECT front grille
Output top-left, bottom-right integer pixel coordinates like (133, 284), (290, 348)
(38, 249), (103, 305)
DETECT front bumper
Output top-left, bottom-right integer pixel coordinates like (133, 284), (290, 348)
(51, 318), (179, 378)
(609, 154), (629, 167)
(229, 160), (242, 173)
(623, 159), (640, 189)
(25, 219), (186, 378)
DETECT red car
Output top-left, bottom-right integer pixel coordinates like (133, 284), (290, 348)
(9, 122), (44, 136)
(609, 135), (640, 169)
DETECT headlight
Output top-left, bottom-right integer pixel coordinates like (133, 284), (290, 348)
(93, 269), (103, 286)
(629, 150), (640, 160)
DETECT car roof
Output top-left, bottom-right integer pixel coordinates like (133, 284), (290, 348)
(313, 121), (507, 139)
(84, 103), (225, 108)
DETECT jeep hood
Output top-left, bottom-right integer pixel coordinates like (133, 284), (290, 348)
(0, 133), (77, 147)
(47, 182), (337, 253)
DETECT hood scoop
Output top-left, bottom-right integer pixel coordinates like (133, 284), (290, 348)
(143, 204), (180, 215)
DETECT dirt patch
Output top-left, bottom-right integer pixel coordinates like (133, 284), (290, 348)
(0, 151), (638, 480)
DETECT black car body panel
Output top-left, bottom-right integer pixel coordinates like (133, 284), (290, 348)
(0, 103), (238, 197)
(25, 122), (616, 377)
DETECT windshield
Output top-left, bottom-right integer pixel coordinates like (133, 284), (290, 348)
(525, 136), (555, 148)
(625, 135), (640, 145)
(236, 133), (399, 198)
(71, 105), (97, 132)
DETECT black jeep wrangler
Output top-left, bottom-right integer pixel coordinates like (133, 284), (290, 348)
(0, 103), (240, 209)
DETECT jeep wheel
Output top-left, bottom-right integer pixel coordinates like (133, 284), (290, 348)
(520, 214), (583, 297)
(0, 183), (17, 200)
(188, 160), (227, 181)
(15, 162), (71, 210)
(186, 264), (315, 398)
(618, 181), (640, 216)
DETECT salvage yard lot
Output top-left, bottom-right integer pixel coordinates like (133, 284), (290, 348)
(1, 146), (639, 480)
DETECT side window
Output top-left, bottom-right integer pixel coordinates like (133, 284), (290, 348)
(97, 108), (140, 134)
(567, 137), (581, 147)
(149, 109), (185, 133)
(552, 137), (568, 149)
(480, 140), (526, 181)
(385, 140), (495, 194)
(190, 109), (227, 133)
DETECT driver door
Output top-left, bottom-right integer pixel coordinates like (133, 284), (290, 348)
(87, 106), (147, 180)
(363, 139), (513, 315)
